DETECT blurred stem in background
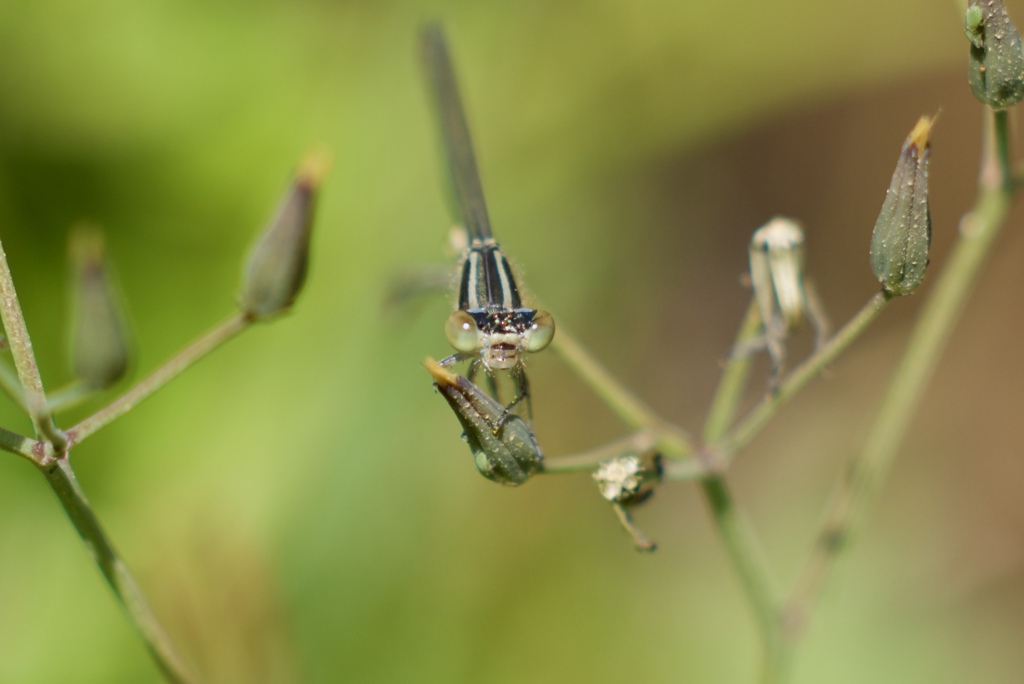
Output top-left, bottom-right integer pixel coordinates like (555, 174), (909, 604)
(0, 154), (323, 682)
(781, 108), (1016, 652)
(66, 314), (250, 447)
(40, 458), (197, 683)
(701, 300), (784, 679)
(0, 242), (67, 452)
(711, 292), (892, 469)
(0, 235), (198, 682)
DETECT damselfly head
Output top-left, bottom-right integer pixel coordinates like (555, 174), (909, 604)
(447, 305), (555, 369)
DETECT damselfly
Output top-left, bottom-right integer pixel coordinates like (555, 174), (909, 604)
(420, 26), (555, 418)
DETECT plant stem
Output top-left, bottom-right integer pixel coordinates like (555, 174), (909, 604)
(698, 298), (789, 682)
(700, 476), (786, 682)
(0, 427), (41, 462)
(783, 108), (1015, 643)
(0, 238), (66, 451)
(548, 309), (782, 671)
(549, 323), (694, 458)
(659, 455), (707, 480)
(703, 299), (761, 445)
(549, 324), (664, 430)
(542, 432), (657, 474)
(0, 361), (27, 411)
(67, 313), (251, 447)
(542, 431), (709, 477)
(47, 381), (92, 415)
(40, 457), (196, 683)
(713, 292), (892, 465)
(981, 110), (1012, 192)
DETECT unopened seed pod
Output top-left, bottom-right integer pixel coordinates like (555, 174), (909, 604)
(424, 358), (543, 486)
(965, 0), (1024, 109)
(870, 117), (933, 297)
(240, 151), (327, 320)
(68, 226), (131, 389)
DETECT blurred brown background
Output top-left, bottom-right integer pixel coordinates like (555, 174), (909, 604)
(0, 0), (1022, 682)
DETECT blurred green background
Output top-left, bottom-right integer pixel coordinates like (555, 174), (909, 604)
(2, 0), (1024, 682)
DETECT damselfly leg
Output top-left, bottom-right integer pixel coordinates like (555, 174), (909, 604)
(437, 353), (533, 423)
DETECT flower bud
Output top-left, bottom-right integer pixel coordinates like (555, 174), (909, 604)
(424, 358), (543, 486)
(68, 226), (131, 389)
(870, 117), (933, 297)
(240, 150), (328, 320)
(965, 0), (1024, 109)
(749, 217), (807, 334)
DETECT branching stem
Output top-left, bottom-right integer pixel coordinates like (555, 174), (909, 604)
(549, 324), (695, 459)
(703, 300), (762, 446)
(713, 292), (892, 466)
(0, 238), (66, 451)
(781, 108), (1016, 646)
(41, 457), (196, 683)
(68, 313), (251, 448)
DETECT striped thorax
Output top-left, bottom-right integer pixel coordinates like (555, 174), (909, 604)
(445, 237), (554, 370)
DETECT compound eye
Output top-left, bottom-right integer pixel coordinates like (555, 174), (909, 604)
(523, 309), (555, 352)
(445, 310), (481, 353)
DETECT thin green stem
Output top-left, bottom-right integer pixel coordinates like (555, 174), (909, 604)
(549, 325), (663, 430)
(0, 361), (27, 411)
(542, 432), (657, 474)
(547, 311), (782, 668)
(549, 323), (694, 458)
(783, 108), (1014, 643)
(0, 426), (42, 462)
(67, 313), (251, 447)
(994, 110), (1014, 192)
(542, 430), (707, 478)
(714, 292), (892, 466)
(700, 476), (785, 682)
(703, 299), (761, 444)
(660, 457), (708, 481)
(41, 457), (196, 683)
(699, 300), (792, 680)
(0, 238), (66, 451)
(47, 381), (93, 415)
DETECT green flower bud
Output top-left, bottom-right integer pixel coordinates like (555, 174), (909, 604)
(240, 151), (328, 320)
(425, 358), (543, 486)
(870, 117), (933, 297)
(68, 226), (131, 389)
(966, 0), (1024, 108)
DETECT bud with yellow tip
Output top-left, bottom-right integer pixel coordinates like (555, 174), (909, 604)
(870, 117), (933, 297)
(240, 150), (328, 320)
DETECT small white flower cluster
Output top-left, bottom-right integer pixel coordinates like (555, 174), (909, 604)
(592, 455), (645, 503)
